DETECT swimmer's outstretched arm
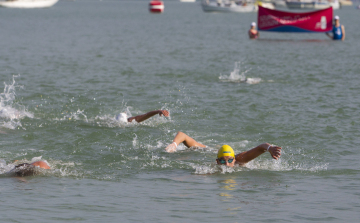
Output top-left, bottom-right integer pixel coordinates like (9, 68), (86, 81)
(235, 143), (281, 164)
(165, 131), (206, 153)
(128, 110), (169, 123)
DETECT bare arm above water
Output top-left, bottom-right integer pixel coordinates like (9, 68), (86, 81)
(128, 110), (169, 123)
(235, 143), (282, 165)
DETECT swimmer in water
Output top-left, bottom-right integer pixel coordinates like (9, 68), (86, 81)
(165, 131), (281, 167)
(7, 161), (50, 177)
(248, 22), (259, 39)
(116, 110), (169, 123)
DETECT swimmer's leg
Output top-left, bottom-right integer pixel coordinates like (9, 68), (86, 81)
(165, 131), (206, 152)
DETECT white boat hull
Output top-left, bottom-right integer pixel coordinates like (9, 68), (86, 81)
(201, 0), (257, 12)
(268, 0), (340, 11)
(286, 0), (339, 10)
(0, 0), (58, 8)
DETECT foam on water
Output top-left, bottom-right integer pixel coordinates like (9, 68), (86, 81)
(219, 61), (262, 84)
(0, 159), (14, 174)
(0, 75), (33, 130)
(192, 163), (237, 175)
(58, 109), (89, 122)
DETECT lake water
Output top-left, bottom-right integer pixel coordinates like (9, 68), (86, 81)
(0, 1), (359, 222)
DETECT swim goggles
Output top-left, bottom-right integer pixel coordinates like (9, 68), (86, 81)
(219, 158), (234, 164)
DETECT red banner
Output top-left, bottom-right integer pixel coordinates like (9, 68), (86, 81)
(258, 6), (333, 32)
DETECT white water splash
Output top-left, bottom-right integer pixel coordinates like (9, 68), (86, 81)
(0, 159), (14, 174)
(245, 158), (328, 172)
(59, 109), (89, 122)
(132, 134), (138, 148)
(0, 75), (33, 130)
(192, 163), (238, 175)
(219, 61), (261, 84)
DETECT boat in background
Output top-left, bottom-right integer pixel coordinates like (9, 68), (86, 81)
(201, 0), (258, 12)
(338, 0), (352, 6)
(180, 0), (196, 2)
(0, 0), (58, 8)
(285, 0), (340, 10)
(259, 0), (340, 11)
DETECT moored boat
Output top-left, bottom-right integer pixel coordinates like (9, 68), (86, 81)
(259, 0), (340, 11)
(338, 0), (352, 6)
(285, 0), (340, 10)
(201, 0), (257, 12)
(0, 0), (58, 8)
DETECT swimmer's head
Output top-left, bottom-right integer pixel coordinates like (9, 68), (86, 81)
(216, 145), (236, 167)
(31, 161), (51, 169)
(116, 113), (128, 123)
(334, 15), (339, 21)
(11, 161), (50, 177)
(217, 145), (235, 158)
(251, 22), (256, 28)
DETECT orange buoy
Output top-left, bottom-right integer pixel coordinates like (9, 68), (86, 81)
(149, 0), (164, 13)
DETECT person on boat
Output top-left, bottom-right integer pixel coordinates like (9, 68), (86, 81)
(116, 109), (169, 123)
(326, 15), (345, 41)
(165, 131), (281, 167)
(7, 161), (51, 177)
(248, 22), (259, 39)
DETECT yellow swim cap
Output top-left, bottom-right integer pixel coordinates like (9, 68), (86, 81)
(217, 145), (235, 158)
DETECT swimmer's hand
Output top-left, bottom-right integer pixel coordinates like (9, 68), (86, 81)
(158, 110), (169, 117)
(127, 116), (136, 122)
(165, 142), (177, 153)
(268, 146), (282, 160)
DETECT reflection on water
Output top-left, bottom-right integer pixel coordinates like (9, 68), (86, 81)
(218, 178), (238, 200)
(257, 38), (332, 42)
(219, 178), (238, 191)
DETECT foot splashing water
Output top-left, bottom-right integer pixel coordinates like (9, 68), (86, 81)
(219, 61), (261, 84)
(0, 75), (33, 130)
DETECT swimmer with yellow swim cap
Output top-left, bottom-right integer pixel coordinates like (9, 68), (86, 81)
(165, 131), (281, 166)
